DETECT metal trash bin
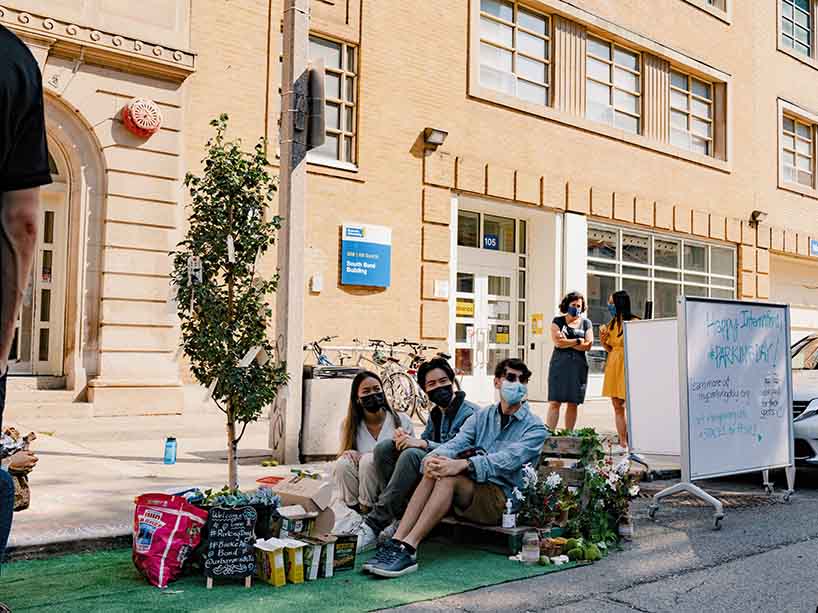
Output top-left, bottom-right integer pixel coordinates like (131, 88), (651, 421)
(300, 365), (360, 462)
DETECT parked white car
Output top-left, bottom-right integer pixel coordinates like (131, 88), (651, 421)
(792, 335), (818, 464)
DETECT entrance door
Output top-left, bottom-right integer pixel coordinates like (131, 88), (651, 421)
(9, 175), (68, 376)
(455, 255), (520, 403)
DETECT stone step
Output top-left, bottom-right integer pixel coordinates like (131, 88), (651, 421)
(6, 376), (66, 391)
(4, 401), (94, 420)
(7, 389), (78, 403)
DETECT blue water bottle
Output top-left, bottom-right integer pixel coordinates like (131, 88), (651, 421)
(164, 437), (177, 465)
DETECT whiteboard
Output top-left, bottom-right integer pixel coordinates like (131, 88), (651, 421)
(680, 297), (794, 480)
(623, 319), (680, 456)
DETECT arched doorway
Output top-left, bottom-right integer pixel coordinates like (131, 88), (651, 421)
(8, 143), (70, 376)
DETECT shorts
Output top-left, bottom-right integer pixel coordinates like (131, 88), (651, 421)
(453, 482), (506, 525)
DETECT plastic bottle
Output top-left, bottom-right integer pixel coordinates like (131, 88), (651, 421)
(522, 531), (540, 564)
(502, 498), (516, 529)
(164, 437), (177, 465)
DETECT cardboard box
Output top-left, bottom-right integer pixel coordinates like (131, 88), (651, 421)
(319, 536), (336, 578)
(332, 533), (358, 572)
(278, 505), (318, 539)
(281, 538), (307, 584)
(272, 476), (335, 536)
(254, 538), (286, 587)
(304, 534), (337, 580)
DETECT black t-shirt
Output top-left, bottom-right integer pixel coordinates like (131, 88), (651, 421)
(0, 25), (52, 194)
(552, 316), (591, 341)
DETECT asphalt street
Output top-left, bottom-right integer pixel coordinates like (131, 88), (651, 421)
(384, 468), (818, 613)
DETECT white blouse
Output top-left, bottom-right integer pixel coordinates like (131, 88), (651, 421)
(354, 412), (414, 454)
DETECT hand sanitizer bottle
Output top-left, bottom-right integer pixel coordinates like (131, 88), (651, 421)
(502, 498), (516, 529)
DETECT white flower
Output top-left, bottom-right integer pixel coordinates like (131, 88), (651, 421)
(629, 485), (640, 497)
(512, 487), (525, 502)
(615, 458), (630, 476)
(545, 472), (563, 489)
(522, 463), (538, 489)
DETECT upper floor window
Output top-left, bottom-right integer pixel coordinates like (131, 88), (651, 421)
(706, 0), (726, 9)
(782, 115), (815, 187)
(781, 0), (812, 57)
(585, 36), (641, 134)
(308, 35), (357, 166)
(670, 69), (713, 156)
(479, 0), (551, 106)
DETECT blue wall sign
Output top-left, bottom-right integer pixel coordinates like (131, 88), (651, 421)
(341, 223), (392, 288)
(483, 234), (499, 250)
(811, 238), (818, 258)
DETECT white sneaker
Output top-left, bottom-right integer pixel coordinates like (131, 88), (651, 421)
(378, 520), (399, 543)
(356, 522), (378, 553)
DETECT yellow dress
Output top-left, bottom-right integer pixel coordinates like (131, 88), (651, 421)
(602, 320), (627, 399)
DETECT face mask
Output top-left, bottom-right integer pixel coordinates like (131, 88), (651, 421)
(359, 392), (385, 414)
(608, 304), (617, 317)
(427, 385), (455, 409)
(500, 380), (527, 406)
(567, 306), (581, 317)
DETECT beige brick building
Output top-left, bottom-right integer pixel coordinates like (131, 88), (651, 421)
(4, 1), (818, 419)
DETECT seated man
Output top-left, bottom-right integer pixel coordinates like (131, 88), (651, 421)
(356, 358), (478, 552)
(365, 358), (548, 578)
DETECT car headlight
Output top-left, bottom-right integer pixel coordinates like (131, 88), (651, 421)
(794, 398), (818, 422)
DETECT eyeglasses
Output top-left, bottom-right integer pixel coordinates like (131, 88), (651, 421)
(504, 372), (529, 384)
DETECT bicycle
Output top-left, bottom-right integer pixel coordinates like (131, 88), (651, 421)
(303, 336), (353, 366)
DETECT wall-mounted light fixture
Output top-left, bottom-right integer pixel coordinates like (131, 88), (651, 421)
(423, 127), (448, 149)
(749, 210), (768, 227)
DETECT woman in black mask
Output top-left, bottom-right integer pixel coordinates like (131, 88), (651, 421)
(335, 371), (413, 514)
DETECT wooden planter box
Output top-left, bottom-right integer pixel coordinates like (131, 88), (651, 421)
(541, 436), (584, 457)
(538, 464), (585, 487)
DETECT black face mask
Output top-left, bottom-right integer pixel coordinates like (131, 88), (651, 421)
(359, 392), (386, 414)
(427, 385), (454, 409)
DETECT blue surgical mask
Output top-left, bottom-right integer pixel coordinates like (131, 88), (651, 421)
(608, 304), (617, 317)
(567, 306), (581, 317)
(500, 380), (527, 406)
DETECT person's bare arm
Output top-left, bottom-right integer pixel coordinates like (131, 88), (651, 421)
(550, 323), (577, 349)
(571, 325), (594, 352)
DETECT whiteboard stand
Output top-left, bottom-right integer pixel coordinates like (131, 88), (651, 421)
(627, 451), (649, 473)
(762, 466), (795, 502)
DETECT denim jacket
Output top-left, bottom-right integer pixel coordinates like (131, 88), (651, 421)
(426, 402), (548, 510)
(420, 392), (478, 450)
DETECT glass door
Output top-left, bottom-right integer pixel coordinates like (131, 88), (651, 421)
(8, 188), (68, 375)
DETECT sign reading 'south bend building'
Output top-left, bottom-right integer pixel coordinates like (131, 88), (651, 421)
(341, 223), (392, 288)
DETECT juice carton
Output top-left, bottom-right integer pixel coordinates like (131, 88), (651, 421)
(281, 538), (307, 584)
(254, 538), (286, 587)
(332, 533), (358, 572)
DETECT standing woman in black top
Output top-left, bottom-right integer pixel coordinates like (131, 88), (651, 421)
(546, 292), (593, 432)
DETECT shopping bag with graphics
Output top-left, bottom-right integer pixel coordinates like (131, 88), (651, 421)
(132, 493), (209, 588)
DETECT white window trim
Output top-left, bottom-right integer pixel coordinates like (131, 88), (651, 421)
(467, 0), (732, 173)
(681, 0), (732, 24)
(777, 98), (818, 200)
(777, 0), (818, 71)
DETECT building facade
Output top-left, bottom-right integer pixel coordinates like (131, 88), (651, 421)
(5, 0), (818, 413)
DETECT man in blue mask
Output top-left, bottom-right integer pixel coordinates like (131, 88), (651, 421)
(365, 358), (548, 578)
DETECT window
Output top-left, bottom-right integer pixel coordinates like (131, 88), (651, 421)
(309, 35), (357, 165)
(706, 0), (726, 8)
(586, 224), (736, 375)
(479, 0), (551, 106)
(670, 69), (713, 156)
(782, 115), (815, 187)
(781, 0), (812, 57)
(585, 36), (641, 134)
(457, 210), (523, 253)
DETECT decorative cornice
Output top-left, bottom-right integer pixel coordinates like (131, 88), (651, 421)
(0, 4), (195, 82)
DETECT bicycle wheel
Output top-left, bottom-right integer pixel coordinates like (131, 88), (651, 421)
(413, 387), (431, 425)
(383, 372), (419, 418)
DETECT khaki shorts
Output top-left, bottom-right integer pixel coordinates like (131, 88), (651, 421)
(453, 482), (506, 525)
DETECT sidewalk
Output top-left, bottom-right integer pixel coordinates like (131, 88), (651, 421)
(4, 391), (676, 554)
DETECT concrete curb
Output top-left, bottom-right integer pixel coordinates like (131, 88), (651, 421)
(7, 534), (131, 562)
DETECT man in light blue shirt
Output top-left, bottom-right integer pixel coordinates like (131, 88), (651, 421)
(365, 358), (548, 578)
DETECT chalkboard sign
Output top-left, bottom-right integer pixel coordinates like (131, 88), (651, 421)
(681, 297), (794, 480)
(204, 506), (257, 581)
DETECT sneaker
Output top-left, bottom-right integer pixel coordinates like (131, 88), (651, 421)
(369, 542), (418, 578)
(362, 538), (400, 573)
(356, 522), (378, 553)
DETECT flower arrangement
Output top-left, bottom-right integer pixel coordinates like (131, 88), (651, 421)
(515, 463), (570, 530)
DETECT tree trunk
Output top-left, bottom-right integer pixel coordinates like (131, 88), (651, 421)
(227, 400), (239, 490)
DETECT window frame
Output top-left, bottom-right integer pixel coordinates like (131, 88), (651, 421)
(681, 0), (732, 23)
(778, 98), (818, 199)
(478, 0), (552, 108)
(777, 0), (818, 70)
(466, 0), (732, 172)
(669, 68), (715, 157)
(306, 34), (359, 170)
(584, 35), (642, 135)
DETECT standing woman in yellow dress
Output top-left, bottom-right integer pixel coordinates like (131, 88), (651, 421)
(600, 290), (637, 451)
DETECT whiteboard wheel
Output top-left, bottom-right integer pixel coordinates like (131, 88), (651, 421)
(784, 492), (792, 503)
(648, 505), (658, 520)
(764, 484), (774, 495)
(713, 515), (724, 530)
